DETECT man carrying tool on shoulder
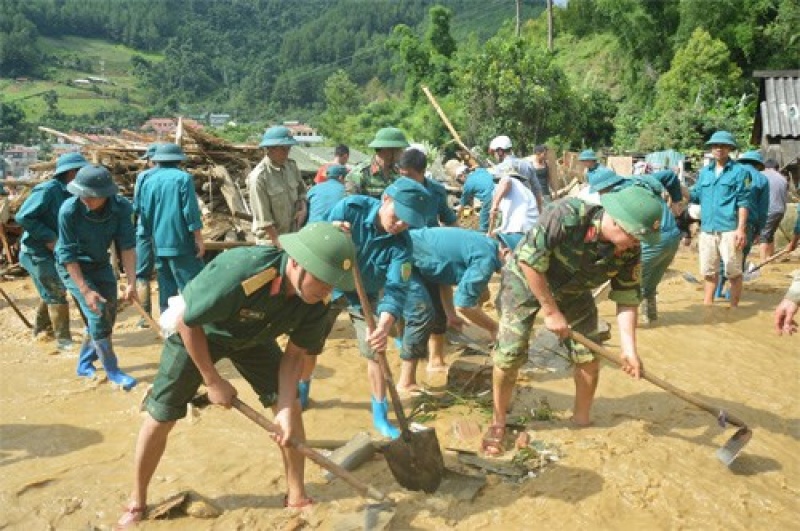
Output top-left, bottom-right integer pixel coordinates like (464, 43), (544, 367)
(483, 184), (663, 456)
(115, 222), (356, 528)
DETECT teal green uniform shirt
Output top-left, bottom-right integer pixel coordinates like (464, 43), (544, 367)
(327, 196), (412, 319)
(56, 196), (136, 266)
(423, 177), (457, 227)
(16, 178), (72, 257)
(136, 166), (203, 257)
(689, 160), (750, 232)
(307, 179), (345, 224)
(410, 227), (501, 308)
(741, 164), (770, 232)
(181, 247), (329, 353)
(508, 197), (642, 307)
(461, 168), (495, 232)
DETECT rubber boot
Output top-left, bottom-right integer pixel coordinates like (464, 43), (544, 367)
(645, 296), (658, 321)
(76, 335), (98, 378)
(135, 280), (152, 328)
(714, 277), (726, 299)
(371, 396), (400, 440)
(32, 300), (53, 339)
(48, 303), (73, 351)
(298, 379), (311, 410)
(94, 338), (137, 391)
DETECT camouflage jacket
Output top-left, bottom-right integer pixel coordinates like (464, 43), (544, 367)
(345, 158), (402, 198)
(506, 197), (642, 306)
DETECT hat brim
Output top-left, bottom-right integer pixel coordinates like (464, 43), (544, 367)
(54, 161), (88, 177)
(67, 181), (118, 198)
(151, 155), (187, 162)
(279, 233), (355, 292)
(259, 139), (298, 148)
(393, 201), (426, 229)
(368, 140), (409, 149)
(589, 178), (624, 194)
(705, 139), (737, 147)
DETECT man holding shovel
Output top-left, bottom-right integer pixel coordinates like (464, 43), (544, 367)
(116, 222), (356, 527)
(483, 185), (663, 456)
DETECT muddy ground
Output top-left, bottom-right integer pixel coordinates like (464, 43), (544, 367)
(1, 248), (798, 530)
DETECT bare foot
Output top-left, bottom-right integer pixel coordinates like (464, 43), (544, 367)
(397, 384), (424, 397)
(569, 416), (594, 428)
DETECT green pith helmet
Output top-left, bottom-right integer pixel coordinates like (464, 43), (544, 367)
(600, 185), (662, 246)
(326, 164), (348, 179)
(259, 126), (298, 148)
(705, 130), (737, 147)
(588, 168), (625, 193)
(578, 149), (597, 161)
(151, 143), (187, 162)
(384, 176), (431, 229)
(66, 164), (119, 198)
(368, 127), (409, 149)
(279, 222), (356, 291)
(53, 152), (89, 177)
(738, 150), (764, 166)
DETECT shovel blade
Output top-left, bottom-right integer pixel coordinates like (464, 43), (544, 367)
(716, 427), (752, 466)
(383, 427), (444, 493)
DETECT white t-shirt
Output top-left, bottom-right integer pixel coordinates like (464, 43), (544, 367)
(498, 176), (539, 233)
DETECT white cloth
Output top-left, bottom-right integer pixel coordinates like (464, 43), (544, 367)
(159, 295), (186, 338)
(498, 177), (539, 233)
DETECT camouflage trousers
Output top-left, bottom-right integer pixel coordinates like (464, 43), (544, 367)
(493, 267), (599, 371)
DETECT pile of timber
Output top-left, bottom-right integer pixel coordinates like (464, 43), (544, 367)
(28, 122), (266, 244)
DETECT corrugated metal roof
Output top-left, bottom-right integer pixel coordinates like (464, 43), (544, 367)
(758, 74), (800, 138)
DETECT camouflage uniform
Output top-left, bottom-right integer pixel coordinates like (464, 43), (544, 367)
(345, 159), (402, 198)
(494, 197), (642, 370)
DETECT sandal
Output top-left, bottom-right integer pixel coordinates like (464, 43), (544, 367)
(283, 495), (314, 509)
(114, 503), (145, 529)
(481, 424), (506, 457)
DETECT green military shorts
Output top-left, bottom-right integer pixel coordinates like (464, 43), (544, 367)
(493, 268), (598, 371)
(146, 334), (283, 422)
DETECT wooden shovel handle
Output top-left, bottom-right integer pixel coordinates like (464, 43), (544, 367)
(748, 248), (789, 274)
(129, 298), (163, 339)
(570, 330), (748, 429)
(349, 260), (411, 432)
(0, 286), (33, 329)
(231, 397), (390, 503)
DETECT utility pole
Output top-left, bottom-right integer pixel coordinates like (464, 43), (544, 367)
(515, 0), (521, 37)
(547, 0), (554, 52)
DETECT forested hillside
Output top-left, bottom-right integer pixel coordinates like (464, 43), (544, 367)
(1, 0), (798, 153)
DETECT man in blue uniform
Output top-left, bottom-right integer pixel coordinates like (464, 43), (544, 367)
(115, 223), (357, 527)
(56, 165), (138, 389)
(297, 178), (430, 438)
(445, 160), (495, 233)
(132, 143), (159, 326)
(689, 131), (750, 307)
(409, 227), (506, 371)
(136, 143), (205, 313)
(16, 152), (88, 350)
(578, 149), (607, 185)
(306, 164), (347, 224)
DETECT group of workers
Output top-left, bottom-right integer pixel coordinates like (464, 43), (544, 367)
(10, 124), (798, 527)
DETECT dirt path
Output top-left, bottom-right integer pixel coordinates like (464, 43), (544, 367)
(1, 249), (798, 530)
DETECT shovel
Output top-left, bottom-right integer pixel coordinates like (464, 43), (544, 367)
(743, 248), (790, 281)
(193, 393), (391, 504)
(570, 330), (752, 466)
(351, 261), (445, 492)
(0, 286), (33, 329)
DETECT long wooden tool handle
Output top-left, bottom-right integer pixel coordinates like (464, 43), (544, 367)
(421, 86), (467, 150)
(0, 286), (33, 328)
(232, 397), (389, 503)
(749, 248), (790, 274)
(350, 260), (411, 431)
(570, 330), (747, 429)
(130, 299), (163, 339)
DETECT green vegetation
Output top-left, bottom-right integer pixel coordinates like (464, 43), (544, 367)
(1, 0), (797, 153)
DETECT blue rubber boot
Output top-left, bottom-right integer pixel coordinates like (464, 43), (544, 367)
(76, 336), (98, 378)
(371, 396), (400, 440)
(394, 337), (403, 350)
(297, 379), (311, 410)
(714, 277), (726, 299)
(94, 338), (137, 391)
